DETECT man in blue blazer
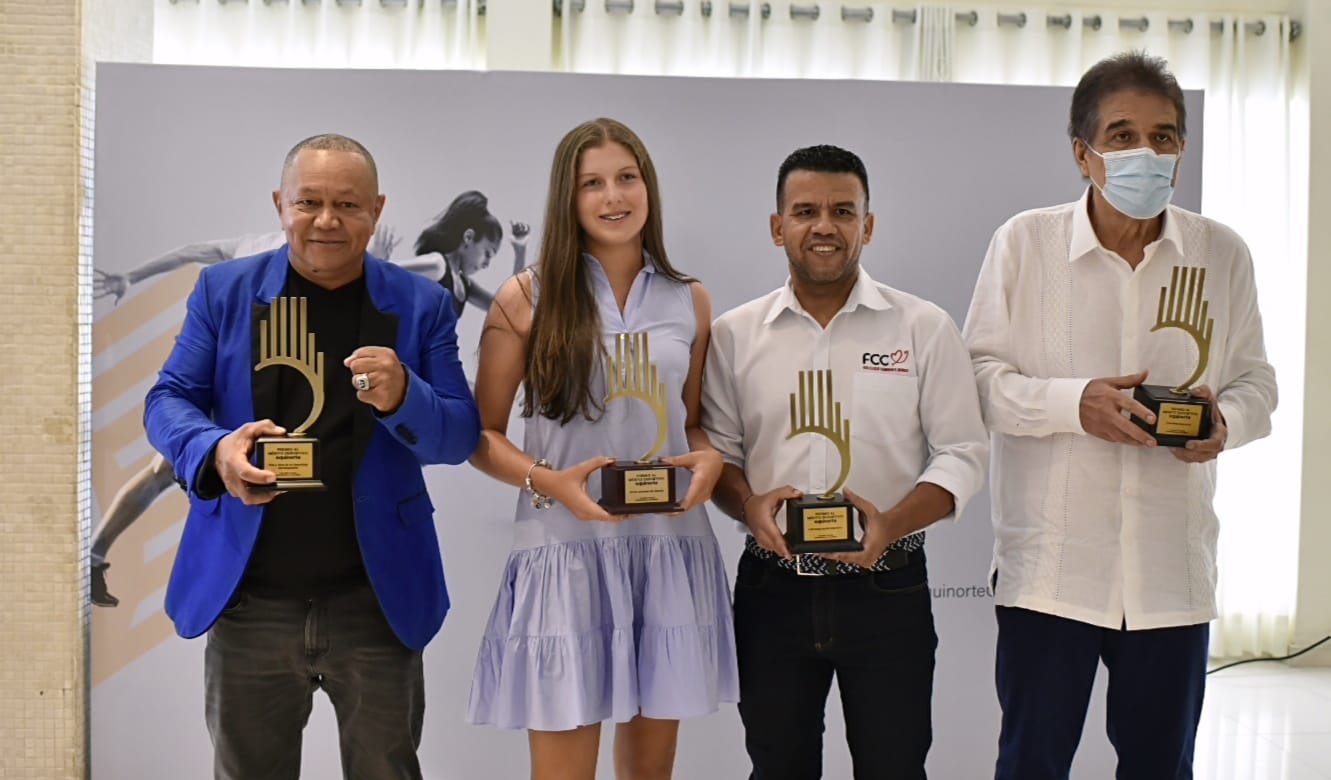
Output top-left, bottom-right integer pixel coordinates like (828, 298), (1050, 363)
(144, 133), (480, 780)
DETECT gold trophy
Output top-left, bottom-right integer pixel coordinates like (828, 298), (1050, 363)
(1130, 266), (1214, 447)
(249, 296), (326, 491)
(784, 370), (862, 553)
(598, 332), (681, 514)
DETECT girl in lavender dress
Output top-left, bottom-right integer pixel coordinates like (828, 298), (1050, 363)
(466, 118), (739, 778)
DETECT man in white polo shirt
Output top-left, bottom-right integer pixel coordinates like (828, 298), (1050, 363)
(702, 144), (988, 779)
(963, 52), (1277, 779)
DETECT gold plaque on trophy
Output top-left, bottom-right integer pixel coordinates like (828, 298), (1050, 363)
(1130, 266), (1214, 447)
(784, 370), (862, 553)
(249, 296), (326, 491)
(598, 332), (681, 514)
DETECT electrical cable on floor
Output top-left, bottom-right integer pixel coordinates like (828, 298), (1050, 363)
(1207, 635), (1331, 675)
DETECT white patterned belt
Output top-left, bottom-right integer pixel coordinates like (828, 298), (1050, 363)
(744, 531), (925, 576)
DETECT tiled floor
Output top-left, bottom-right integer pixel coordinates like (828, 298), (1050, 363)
(1195, 664), (1331, 779)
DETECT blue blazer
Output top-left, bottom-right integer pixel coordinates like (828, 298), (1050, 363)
(144, 246), (480, 651)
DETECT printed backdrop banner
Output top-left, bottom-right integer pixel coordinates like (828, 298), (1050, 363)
(90, 64), (1202, 779)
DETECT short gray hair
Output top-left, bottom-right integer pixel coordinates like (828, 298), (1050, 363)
(281, 133), (379, 191)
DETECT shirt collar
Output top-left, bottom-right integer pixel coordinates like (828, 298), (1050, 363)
(1156, 204), (1184, 256)
(581, 250), (659, 274)
(1068, 186), (1186, 264)
(761, 264), (891, 325)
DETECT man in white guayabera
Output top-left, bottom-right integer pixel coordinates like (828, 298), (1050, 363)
(963, 51), (1277, 780)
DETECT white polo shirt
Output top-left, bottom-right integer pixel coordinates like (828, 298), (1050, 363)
(962, 189), (1277, 630)
(702, 266), (989, 540)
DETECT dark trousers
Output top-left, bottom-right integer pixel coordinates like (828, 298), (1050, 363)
(734, 549), (937, 780)
(994, 605), (1209, 780)
(204, 581), (424, 780)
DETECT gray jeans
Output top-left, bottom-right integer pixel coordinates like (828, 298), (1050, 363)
(204, 581), (424, 780)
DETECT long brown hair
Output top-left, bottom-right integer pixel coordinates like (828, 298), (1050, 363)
(523, 118), (692, 423)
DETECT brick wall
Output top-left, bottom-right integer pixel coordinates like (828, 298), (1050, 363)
(0, 0), (150, 776)
(0, 1), (87, 776)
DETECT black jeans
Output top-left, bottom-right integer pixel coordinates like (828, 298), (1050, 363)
(734, 549), (937, 780)
(204, 581), (424, 780)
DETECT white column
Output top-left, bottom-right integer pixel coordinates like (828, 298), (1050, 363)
(487, 0), (554, 71)
(1295, 0), (1331, 662)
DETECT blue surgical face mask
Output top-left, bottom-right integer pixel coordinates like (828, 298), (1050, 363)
(1084, 143), (1179, 220)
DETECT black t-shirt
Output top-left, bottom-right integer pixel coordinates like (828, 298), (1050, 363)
(241, 268), (368, 598)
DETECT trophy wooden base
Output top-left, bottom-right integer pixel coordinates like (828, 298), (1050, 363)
(247, 435), (325, 492)
(785, 494), (863, 553)
(598, 460), (681, 515)
(1130, 384), (1212, 448)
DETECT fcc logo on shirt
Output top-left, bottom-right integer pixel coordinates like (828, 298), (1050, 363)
(861, 349), (911, 374)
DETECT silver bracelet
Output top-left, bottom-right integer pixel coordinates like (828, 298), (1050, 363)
(525, 458), (553, 510)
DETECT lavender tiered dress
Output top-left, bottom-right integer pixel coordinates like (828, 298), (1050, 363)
(466, 256), (739, 732)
